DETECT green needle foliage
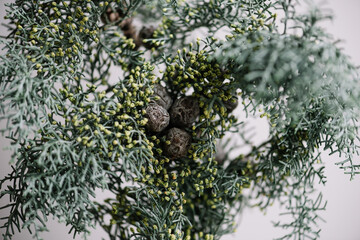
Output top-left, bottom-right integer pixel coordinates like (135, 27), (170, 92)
(0, 0), (359, 240)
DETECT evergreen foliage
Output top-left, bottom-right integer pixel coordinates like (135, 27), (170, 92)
(0, 0), (359, 239)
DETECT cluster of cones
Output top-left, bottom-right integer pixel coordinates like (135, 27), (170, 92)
(101, 7), (156, 50)
(145, 85), (200, 159)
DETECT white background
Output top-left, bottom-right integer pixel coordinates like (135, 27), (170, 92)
(0, 1), (360, 239)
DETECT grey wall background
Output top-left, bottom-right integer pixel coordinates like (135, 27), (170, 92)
(0, 0), (359, 239)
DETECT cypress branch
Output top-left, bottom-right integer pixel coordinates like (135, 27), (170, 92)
(0, 0), (359, 239)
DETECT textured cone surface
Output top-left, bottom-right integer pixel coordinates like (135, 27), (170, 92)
(153, 84), (173, 110)
(164, 128), (192, 159)
(145, 103), (170, 132)
(170, 96), (200, 127)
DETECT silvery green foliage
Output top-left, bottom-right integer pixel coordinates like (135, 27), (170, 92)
(214, 3), (360, 177)
(0, 0), (359, 240)
(214, 2), (360, 239)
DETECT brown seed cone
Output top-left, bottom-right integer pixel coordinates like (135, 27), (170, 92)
(117, 8), (126, 18)
(101, 8), (125, 24)
(223, 97), (238, 112)
(145, 103), (170, 132)
(138, 26), (156, 49)
(134, 35), (143, 49)
(120, 18), (137, 39)
(153, 84), (173, 110)
(170, 96), (200, 127)
(119, 17), (132, 31)
(164, 128), (192, 159)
